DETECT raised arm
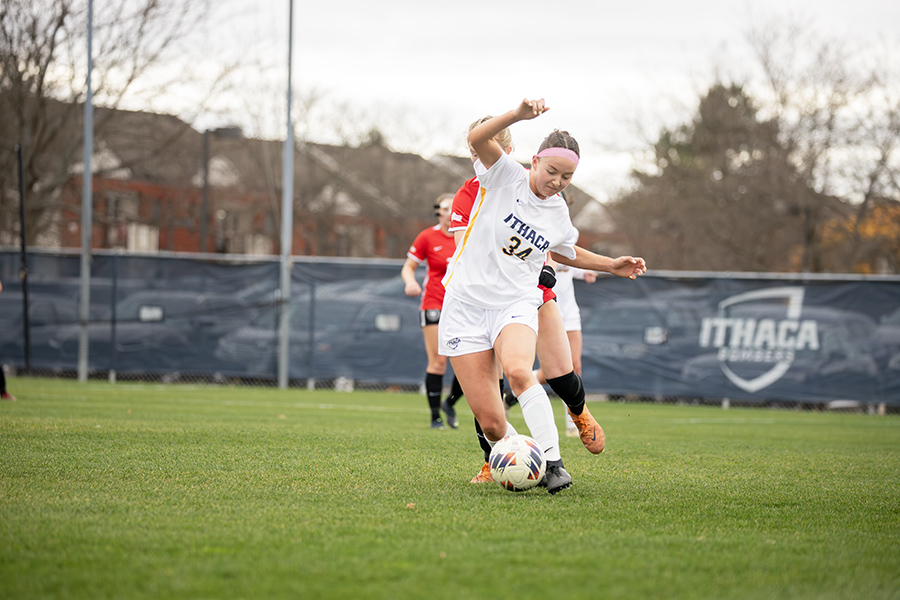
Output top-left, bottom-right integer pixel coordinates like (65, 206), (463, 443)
(550, 246), (647, 280)
(467, 98), (548, 170)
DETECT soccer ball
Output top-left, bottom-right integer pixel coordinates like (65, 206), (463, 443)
(489, 434), (546, 491)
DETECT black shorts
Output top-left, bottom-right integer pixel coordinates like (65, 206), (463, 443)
(420, 309), (441, 328)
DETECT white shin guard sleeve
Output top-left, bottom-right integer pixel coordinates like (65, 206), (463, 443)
(516, 384), (561, 462)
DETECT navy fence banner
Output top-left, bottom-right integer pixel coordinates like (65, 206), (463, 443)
(0, 250), (426, 385)
(575, 272), (900, 404)
(2, 250), (899, 403)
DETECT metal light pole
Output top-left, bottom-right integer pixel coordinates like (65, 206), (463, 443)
(15, 145), (30, 373)
(78, 0), (94, 383)
(277, 0), (295, 389)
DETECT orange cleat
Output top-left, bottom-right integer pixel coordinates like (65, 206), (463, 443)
(567, 405), (605, 454)
(469, 462), (493, 483)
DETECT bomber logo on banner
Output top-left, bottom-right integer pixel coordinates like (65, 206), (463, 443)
(699, 287), (819, 393)
(576, 273), (900, 404)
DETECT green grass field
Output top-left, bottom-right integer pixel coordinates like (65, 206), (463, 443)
(1, 378), (898, 599)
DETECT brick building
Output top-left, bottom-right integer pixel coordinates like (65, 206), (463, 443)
(30, 105), (626, 259)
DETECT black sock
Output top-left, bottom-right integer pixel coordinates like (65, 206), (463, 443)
(444, 376), (464, 407)
(425, 373), (442, 421)
(474, 418), (493, 463)
(502, 379), (518, 406)
(546, 371), (585, 415)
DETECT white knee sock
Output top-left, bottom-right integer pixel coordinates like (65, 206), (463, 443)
(517, 384), (561, 462)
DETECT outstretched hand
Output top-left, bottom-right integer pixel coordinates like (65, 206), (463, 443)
(514, 98), (549, 121)
(610, 256), (647, 280)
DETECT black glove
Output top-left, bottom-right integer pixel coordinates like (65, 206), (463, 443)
(539, 265), (556, 289)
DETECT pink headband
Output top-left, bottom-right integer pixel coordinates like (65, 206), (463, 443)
(536, 147), (579, 167)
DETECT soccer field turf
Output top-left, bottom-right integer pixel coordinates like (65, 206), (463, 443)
(1, 378), (898, 599)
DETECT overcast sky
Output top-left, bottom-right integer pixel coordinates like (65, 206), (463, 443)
(182, 0), (900, 201)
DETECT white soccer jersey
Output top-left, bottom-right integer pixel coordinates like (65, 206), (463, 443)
(554, 264), (583, 331)
(442, 152), (579, 310)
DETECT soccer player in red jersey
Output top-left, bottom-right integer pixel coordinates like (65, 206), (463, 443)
(401, 194), (464, 429)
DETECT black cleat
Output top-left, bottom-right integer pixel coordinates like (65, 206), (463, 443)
(431, 418), (445, 429)
(441, 400), (459, 429)
(544, 459), (572, 495)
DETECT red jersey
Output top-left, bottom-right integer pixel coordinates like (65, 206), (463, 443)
(407, 225), (456, 310)
(449, 176), (479, 233)
(450, 176), (556, 303)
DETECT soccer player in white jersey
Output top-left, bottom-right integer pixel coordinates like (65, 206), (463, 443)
(438, 98), (647, 494)
(451, 124), (607, 484)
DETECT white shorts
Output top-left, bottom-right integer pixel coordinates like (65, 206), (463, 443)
(561, 305), (582, 332)
(555, 290), (582, 332)
(438, 295), (540, 357)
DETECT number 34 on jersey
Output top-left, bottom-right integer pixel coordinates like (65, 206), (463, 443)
(501, 212), (551, 261)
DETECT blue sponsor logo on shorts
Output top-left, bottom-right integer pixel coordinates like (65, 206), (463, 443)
(448, 338), (460, 350)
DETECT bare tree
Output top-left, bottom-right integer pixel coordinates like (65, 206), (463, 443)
(0, 0), (228, 246)
(745, 17), (900, 272)
(611, 17), (900, 274)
